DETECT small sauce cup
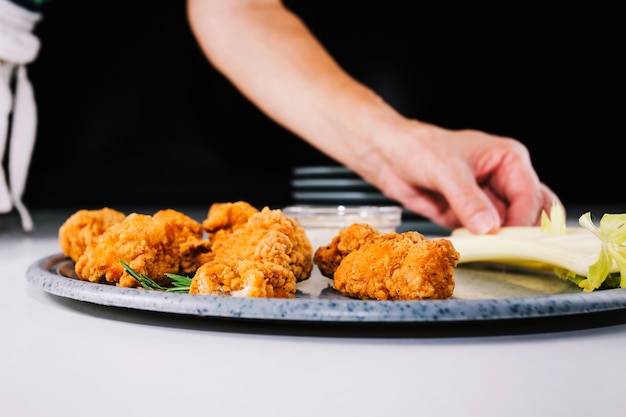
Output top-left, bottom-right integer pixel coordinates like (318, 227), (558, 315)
(282, 205), (402, 250)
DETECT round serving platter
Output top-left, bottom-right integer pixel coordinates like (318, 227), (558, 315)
(25, 254), (626, 324)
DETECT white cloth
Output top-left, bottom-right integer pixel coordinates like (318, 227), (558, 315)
(0, 0), (41, 231)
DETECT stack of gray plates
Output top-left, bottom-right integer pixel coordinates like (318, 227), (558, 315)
(290, 166), (429, 231)
(291, 165), (393, 205)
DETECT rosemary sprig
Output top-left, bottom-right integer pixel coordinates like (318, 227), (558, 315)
(164, 273), (193, 293)
(120, 260), (192, 293)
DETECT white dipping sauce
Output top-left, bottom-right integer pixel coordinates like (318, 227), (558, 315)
(282, 206), (402, 250)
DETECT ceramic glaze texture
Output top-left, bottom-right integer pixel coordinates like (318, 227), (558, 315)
(25, 255), (626, 323)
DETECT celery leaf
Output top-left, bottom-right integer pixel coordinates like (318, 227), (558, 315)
(541, 201), (566, 235)
(578, 212), (626, 291)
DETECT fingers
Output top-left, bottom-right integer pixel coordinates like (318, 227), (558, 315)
(471, 137), (561, 230)
(416, 153), (503, 234)
(398, 168), (554, 234)
(381, 173), (556, 234)
(482, 186), (508, 223)
(439, 178), (501, 234)
(391, 171), (501, 234)
(541, 183), (562, 211)
(498, 175), (560, 228)
(365, 125), (559, 234)
(539, 183), (564, 222)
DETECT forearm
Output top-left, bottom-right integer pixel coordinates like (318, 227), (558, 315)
(187, 0), (558, 233)
(186, 0), (406, 174)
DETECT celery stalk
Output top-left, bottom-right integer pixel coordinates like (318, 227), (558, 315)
(447, 205), (624, 292)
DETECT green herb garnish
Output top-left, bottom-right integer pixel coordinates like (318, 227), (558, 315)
(120, 260), (192, 293)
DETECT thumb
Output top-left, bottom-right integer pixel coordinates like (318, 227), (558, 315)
(444, 180), (501, 234)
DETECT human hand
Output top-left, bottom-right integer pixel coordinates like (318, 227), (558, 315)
(352, 120), (561, 234)
(185, 0), (559, 235)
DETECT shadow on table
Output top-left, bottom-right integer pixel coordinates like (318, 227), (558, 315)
(45, 292), (626, 339)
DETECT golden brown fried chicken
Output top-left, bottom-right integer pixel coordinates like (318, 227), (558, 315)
(190, 207), (313, 298)
(75, 210), (211, 287)
(58, 207), (126, 262)
(153, 209), (213, 273)
(332, 231), (459, 300)
(313, 223), (382, 278)
(201, 201), (259, 249)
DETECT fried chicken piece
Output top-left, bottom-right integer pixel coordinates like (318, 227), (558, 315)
(201, 201), (259, 249)
(190, 207), (313, 298)
(333, 231), (459, 300)
(313, 223), (382, 278)
(75, 210), (211, 287)
(153, 209), (213, 273)
(58, 207), (126, 262)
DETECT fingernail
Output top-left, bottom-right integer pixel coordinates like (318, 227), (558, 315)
(469, 211), (498, 234)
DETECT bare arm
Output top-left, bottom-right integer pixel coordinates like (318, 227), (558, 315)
(187, 0), (395, 166)
(186, 0), (560, 233)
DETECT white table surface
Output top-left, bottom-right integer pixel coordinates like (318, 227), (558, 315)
(2, 206), (626, 417)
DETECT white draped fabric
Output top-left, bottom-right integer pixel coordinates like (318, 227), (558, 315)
(0, 0), (41, 231)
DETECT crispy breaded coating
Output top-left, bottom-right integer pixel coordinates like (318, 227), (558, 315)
(75, 210), (211, 287)
(313, 223), (382, 278)
(190, 207), (313, 298)
(153, 209), (213, 273)
(201, 201), (259, 248)
(58, 207), (126, 262)
(333, 231), (459, 300)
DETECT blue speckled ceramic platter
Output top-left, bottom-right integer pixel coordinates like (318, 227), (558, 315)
(26, 254), (626, 323)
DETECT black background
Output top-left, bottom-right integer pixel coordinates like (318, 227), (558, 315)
(22, 1), (623, 212)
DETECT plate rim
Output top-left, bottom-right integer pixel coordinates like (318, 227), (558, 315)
(25, 254), (626, 324)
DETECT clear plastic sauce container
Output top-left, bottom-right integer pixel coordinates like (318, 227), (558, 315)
(282, 205), (402, 250)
